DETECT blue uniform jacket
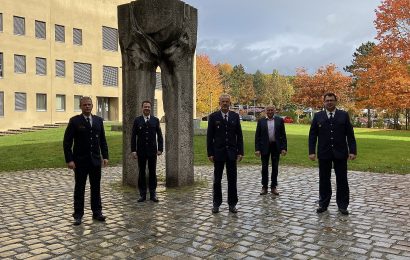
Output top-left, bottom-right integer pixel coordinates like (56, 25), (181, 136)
(63, 114), (109, 168)
(131, 115), (164, 157)
(207, 110), (244, 161)
(308, 110), (357, 160)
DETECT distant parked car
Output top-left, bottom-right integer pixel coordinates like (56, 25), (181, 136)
(242, 115), (256, 121)
(201, 116), (208, 121)
(282, 116), (294, 123)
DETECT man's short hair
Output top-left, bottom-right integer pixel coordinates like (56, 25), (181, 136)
(219, 93), (231, 101)
(141, 100), (152, 107)
(79, 96), (92, 106)
(323, 92), (337, 101)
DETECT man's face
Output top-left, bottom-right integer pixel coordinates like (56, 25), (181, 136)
(324, 95), (337, 111)
(219, 97), (231, 111)
(80, 99), (93, 114)
(142, 102), (151, 116)
(266, 106), (275, 118)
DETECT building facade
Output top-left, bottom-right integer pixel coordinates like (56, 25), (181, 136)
(0, 0), (170, 131)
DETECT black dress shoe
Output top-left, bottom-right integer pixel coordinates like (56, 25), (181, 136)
(271, 188), (279, 195)
(316, 207), (327, 213)
(339, 208), (349, 215)
(260, 187), (268, 195)
(92, 214), (106, 221)
(212, 207), (219, 214)
(138, 196), (146, 202)
(150, 196), (159, 202)
(229, 206), (238, 213)
(73, 218), (82, 226)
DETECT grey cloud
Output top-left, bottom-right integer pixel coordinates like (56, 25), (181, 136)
(185, 0), (381, 74)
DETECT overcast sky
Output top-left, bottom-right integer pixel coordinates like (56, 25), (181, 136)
(182, 0), (381, 75)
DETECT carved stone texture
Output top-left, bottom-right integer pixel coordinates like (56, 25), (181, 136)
(118, 0), (197, 187)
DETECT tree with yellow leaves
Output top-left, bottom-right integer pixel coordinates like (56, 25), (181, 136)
(196, 55), (224, 117)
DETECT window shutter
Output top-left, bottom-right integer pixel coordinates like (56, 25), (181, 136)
(15, 92), (27, 111)
(0, 92), (4, 116)
(103, 66), (118, 86)
(74, 62), (92, 84)
(102, 26), (118, 51)
(56, 60), (65, 77)
(36, 57), (47, 75)
(14, 16), (25, 35)
(73, 28), (82, 45)
(14, 55), (26, 73)
(35, 21), (46, 39)
(55, 24), (65, 42)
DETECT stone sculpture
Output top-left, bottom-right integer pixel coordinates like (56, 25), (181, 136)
(118, 0), (197, 187)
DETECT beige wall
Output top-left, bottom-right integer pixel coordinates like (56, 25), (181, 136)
(0, 0), (194, 131)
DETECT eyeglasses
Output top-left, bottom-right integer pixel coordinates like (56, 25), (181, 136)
(324, 99), (336, 103)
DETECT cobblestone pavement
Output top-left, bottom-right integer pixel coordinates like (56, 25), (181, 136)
(0, 164), (409, 260)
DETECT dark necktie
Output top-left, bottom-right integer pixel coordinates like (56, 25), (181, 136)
(146, 117), (149, 123)
(86, 117), (91, 127)
(224, 114), (228, 122)
(329, 112), (333, 120)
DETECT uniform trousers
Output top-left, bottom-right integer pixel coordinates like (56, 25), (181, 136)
(318, 158), (349, 209)
(138, 155), (158, 196)
(73, 165), (102, 218)
(213, 160), (238, 207)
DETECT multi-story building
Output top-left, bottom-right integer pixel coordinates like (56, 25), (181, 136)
(0, 0), (170, 131)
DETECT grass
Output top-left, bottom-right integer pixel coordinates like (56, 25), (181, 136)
(0, 122), (409, 174)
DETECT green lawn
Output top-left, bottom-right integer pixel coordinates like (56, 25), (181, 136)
(1, 122), (409, 174)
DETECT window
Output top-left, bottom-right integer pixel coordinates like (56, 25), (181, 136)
(74, 62), (92, 85)
(73, 28), (82, 45)
(55, 24), (65, 42)
(154, 99), (158, 117)
(74, 95), (82, 111)
(36, 57), (46, 75)
(13, 16), (25, 35)
(36, 93), (47, 111)
(0, 13), (3, 32)
(102, 26), (118, 51)
(15, 92), (26, 111)
(35, 20), (46, 39)
(14, 54), (26, 73)
(56, 94), (66, 111)
(103, 66), (118, 86)
(0, 52), (3, 78)
(0, 91), (4, 116)
(155, 72), (162, 89)
(55, 60), (65, 77)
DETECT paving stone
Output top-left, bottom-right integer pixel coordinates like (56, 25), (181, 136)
(0, 165), (409, 259)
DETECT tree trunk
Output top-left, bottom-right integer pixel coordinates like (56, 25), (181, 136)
(367, 108), (372, 128)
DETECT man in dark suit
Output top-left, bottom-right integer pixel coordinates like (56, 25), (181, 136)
(308, 92), (357, 215)
(255, 105), (287, 196)
(131, 100), (164, 203)
(63, 96), (109, 226)
(207, 94), (244, 214)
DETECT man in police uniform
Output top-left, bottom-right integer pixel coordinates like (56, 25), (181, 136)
(308, 92), (357, 215)
(207, 94), (244, 214)
(131, 100), (163, 203)
(63, 96), (109, 226)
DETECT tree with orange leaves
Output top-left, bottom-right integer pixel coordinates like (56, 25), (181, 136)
(375, 0), (410, 61)
(196, 54), (224, 117)
(352, 51), (410, 127)
(292, 64), (352, 110)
